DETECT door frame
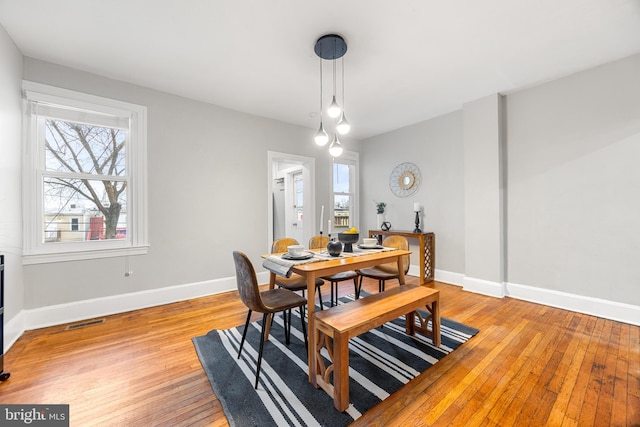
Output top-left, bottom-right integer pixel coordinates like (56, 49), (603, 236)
(267, 151), (316, 251)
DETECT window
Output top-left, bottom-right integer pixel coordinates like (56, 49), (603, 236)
(331, 151), (359, 232)
(22, 81), (148, 264)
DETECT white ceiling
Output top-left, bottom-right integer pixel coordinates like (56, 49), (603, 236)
(2, 0), (640, 140)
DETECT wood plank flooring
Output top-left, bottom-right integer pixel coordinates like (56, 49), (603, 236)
(2, 277), (638, 426)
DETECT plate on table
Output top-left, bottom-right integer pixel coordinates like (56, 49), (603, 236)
(358, 244), (384, 250)
(281, 252), (314, 260)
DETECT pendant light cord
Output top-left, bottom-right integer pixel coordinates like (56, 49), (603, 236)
(341, 56), (345, 108)
(319, 58), (323, 113)
(332, 37), (337, 98)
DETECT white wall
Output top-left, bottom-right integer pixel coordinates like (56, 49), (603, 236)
(360, 53), (640, 324)
(0, 24), (24, 350)
(19, 58), (353, 325)
(360, 111), (465, 276)
(462, 94), (505, 295)
(505, 53), (640, 307)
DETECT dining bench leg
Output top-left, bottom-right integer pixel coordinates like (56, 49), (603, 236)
(333, 333), (350, 412)
(406, 299), (440, 347)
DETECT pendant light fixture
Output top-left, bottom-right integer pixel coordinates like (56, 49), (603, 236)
(328, 135), (344, 157)
(336, 56), (351, 135)
(336, 112), (351, 135)
(327, 57), (341, 118)
(314, 57), (329, 146)
(314, 34), (349, 157)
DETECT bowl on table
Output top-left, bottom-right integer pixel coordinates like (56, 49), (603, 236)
(287, 245), (305, 257)
(338, 232), (359, 252)
(362, 238), (378, 247)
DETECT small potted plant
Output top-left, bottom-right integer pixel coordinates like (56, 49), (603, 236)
(374, 201), (386, 228)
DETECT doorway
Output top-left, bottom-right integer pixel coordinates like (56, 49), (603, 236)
(267, 152), (316, 250)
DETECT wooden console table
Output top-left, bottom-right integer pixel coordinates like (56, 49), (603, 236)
(369, 229), (435, 284)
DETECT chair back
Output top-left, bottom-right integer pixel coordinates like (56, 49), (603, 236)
(232, 251), (268, 313)
(377, 235), (410, 274)
(308, 235), (329, 250)
(272, 237), (299, 254)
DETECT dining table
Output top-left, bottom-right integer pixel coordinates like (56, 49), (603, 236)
(262, 247), (412, 383)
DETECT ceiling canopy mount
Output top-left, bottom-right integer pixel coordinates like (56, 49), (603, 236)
(314, 34), (347, 60)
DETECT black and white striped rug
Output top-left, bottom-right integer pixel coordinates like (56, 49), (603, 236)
(193, 294), (478, 426)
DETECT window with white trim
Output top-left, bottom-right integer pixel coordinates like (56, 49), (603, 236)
(331, 151), (359, 232)
(22, 82), (148, 264)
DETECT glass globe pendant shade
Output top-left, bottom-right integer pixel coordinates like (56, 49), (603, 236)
(328, 135), (344, 157)
(327, 96), (341, 118)
(336, 112), (351, 135)
(314, 122), (329, 146)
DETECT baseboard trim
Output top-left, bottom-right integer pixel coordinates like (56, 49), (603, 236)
(408, 266), (465, 287)
(506, 281), (640, 326)
(462, 276), (506, 297)
(4, 311), (26, 354)
(5, 273), (278, 353)
(434, 269), (464, 287)
(25, 276), (242, 332)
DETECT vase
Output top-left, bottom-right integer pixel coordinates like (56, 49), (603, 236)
(377, 213), (385, 229)
(327, 239), (343, 257)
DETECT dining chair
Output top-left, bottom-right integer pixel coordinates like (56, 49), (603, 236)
(233, 251), (308, 389)
(356, 235), (410, 295)
(271, 237), (325, 310)
(308, 235), (359, 307)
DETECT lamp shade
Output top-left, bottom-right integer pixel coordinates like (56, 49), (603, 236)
(314, 122), (329, 146)
(328, 135), (344, 157)
(327, 96), (341, 118)
(336, 112), (351, 134)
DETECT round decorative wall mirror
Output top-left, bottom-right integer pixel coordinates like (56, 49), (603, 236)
(389, 162), (421, 197)
(400, 172), (414, 189)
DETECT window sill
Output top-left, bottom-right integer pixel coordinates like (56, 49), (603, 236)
(22, 245), (150, 265)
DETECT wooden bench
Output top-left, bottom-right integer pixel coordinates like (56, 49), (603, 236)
(312, 284), (440, 412)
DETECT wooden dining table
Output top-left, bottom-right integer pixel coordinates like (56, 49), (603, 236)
(263, 248), (412, 382)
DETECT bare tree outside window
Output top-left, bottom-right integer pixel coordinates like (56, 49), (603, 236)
(44, 119), (127, 241)
(23, 82), (147, 262)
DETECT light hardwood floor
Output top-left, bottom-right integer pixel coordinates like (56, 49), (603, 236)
(2, 277), (639, 426)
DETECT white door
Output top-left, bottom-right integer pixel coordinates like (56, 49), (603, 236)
(289, 171), (304, 243)
(272, 178), (286, 240)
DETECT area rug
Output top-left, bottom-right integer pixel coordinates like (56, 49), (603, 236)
(192, 293), (478, 427)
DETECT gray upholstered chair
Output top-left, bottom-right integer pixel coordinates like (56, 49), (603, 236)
(356, 235), (410, 295)
(308, 235), (359, 307)
(233, 251), (308, 389)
